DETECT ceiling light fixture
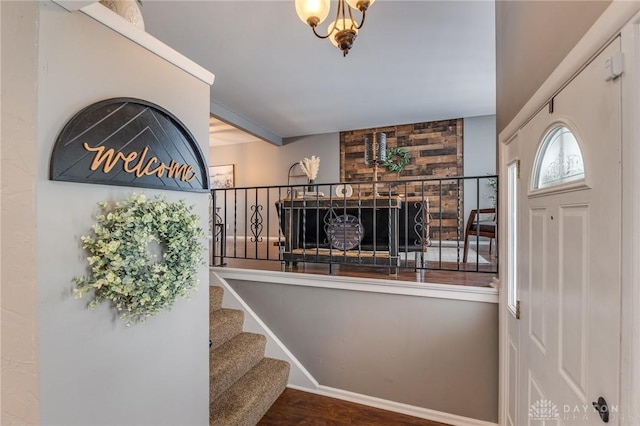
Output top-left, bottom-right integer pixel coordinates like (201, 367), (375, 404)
(295, 0), (375, 57)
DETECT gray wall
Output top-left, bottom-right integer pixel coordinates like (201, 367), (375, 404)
(210, 132), (339, 237)
(227, 280), (499, 423)
(210, 118), (496, 239)
(36, 3), (210, 425)
(211, 119), (495, 187)
(210, 132), (340, 187)
(496, 0), (611, 132)
(463, 115), (497, 229)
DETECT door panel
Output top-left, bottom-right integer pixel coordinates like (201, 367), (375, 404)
(528, 371), (552, 426)
(508, 339), (519, 426)
(558, 204), (589, 402)
(529, 208), (547, 354)
(511, 36), (622, 425)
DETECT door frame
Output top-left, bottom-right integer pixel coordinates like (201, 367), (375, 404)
(498, 3), (640, 425)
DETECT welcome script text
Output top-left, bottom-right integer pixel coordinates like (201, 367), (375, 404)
(83, 142), (196, 182)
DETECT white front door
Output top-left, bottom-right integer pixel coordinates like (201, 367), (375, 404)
(509, 37), (622, 425)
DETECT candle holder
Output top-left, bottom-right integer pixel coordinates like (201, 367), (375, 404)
(364, 132), (386, 196)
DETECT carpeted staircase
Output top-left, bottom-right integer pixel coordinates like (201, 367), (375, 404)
(210, 286), (290, 425)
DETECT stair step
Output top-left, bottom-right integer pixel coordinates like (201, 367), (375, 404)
(211, 332), (266, 402)
(210, 285), (224, 311)
(210, 308), (244, 350)
(211, 357), (290, 426)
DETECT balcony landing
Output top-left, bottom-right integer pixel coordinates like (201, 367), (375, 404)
(214, 240), (497, 288)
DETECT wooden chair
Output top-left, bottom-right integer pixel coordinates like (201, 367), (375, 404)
(463, 208), (496, 263)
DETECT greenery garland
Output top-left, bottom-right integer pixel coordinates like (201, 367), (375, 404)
(73, 194), (205, 325)
(383, 147), (410, 173)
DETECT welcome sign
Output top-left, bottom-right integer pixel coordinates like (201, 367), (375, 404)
(50, 98), (209, 192)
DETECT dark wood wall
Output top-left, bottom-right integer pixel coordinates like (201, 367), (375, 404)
(339, 119), (463, 240)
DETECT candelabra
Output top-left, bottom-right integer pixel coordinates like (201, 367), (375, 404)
(364, 132), (386, 196)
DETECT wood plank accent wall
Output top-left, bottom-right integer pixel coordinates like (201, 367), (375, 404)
(340, 119), (464, 240)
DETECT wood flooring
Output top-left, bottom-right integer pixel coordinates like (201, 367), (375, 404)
(213, 240), (497, 288)
(258, 389), (451, 426)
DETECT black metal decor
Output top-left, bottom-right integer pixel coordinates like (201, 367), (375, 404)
(249, 204), (264, 243)
(412, 200), (431, 247)
(50, 98), (209, 192)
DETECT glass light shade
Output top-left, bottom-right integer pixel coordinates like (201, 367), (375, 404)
(328, 18), (358, 48)
(295, 0), (330, 26)
(346, 0), (375, 11)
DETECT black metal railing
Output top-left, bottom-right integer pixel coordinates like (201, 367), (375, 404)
(210, 176), (497, 274)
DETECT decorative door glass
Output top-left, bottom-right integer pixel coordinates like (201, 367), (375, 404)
(533, 126), (584, 189)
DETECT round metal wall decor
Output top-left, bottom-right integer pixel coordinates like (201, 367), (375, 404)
(327, 214), (364, 250)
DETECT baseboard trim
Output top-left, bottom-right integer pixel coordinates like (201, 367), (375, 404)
(287, 384), (498, 426)
(214, 267), (498, 304)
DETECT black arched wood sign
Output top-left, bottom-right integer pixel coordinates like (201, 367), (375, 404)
(50, 98), (209, 192)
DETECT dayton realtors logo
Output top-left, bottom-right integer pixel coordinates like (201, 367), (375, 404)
(529, 399), (559, 425)
(529, 399), (622, 424)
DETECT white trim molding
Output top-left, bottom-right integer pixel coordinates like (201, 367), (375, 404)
(620, 10), (640, 426)
(51, 1), (215, 86)
(212, 267), (499, 304)
(51, 0), (94, 11)
(210, 100), (283, 146)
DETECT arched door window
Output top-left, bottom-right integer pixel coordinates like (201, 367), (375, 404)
(533, 125), (585, 189)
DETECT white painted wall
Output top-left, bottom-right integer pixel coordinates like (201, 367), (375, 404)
(27, 3), (210, 425)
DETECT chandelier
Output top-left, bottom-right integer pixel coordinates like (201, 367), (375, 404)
(294, 0), (375, 57)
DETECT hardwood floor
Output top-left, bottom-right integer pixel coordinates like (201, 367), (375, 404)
(258, 389), (451, 426)
(212, 240), (497, 288)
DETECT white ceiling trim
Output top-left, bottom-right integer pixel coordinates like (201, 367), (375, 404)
(210, 100), (282, 146)
(77, 2), (215, 86)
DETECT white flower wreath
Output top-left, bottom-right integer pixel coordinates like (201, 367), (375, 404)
(73, 193), (205, 325)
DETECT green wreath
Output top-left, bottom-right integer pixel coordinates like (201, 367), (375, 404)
(384, 147), (410, 173)
(73, 194), (205, 325)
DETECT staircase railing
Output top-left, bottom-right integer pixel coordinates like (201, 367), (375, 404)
(210, 175), (497, 274)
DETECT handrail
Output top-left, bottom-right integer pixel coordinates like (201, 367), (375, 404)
(210, 175), (498, 274)
(213, 175), (499, 192)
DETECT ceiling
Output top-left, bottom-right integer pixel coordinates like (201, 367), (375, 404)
(142, 1), (496, 143)
(209, 116), (262, 146)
